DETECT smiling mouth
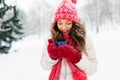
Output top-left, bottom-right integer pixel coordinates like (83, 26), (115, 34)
(62, 30), (69, 35)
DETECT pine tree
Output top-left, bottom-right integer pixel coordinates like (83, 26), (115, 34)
(0, 0), (23, 54)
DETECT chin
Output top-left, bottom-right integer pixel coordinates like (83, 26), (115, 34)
(63, 32), (69, 35)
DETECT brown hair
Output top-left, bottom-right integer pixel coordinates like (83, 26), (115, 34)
(50, 20), (87, 55)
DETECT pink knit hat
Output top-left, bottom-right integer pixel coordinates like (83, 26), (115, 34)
(54, 0), (79, 23)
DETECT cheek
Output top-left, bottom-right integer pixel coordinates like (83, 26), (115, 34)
(68, 25), (72, 30)
(58, 25), (62, 30)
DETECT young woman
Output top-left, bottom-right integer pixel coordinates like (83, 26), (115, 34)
(41, 0), (97, 80)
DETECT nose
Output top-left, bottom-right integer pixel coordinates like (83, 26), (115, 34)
(61, 24), (67, 30)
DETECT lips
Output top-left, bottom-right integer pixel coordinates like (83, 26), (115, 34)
(62, 30), (69, 35)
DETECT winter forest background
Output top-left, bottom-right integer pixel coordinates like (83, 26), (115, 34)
(0, 0), (120, 80)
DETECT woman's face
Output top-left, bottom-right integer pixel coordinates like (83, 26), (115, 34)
(57, 20), (72, 35)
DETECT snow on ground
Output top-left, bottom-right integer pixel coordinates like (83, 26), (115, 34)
(0, 35), (49, 80)
(89, 28), (120, 80)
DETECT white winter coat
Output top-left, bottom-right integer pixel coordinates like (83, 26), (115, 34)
(41, 33), (98, 80)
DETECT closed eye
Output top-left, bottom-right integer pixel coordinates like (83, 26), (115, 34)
(67, 22), (72, 25)
(58, 22), (62, 25)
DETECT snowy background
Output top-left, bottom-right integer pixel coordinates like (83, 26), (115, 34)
(0, 0), (120, 80)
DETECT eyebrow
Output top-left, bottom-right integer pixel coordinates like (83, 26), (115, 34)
(57, 21), (62, 23)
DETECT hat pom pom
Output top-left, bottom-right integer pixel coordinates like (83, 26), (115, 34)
(71, 0), (77, 4)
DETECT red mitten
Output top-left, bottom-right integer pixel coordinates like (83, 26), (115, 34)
(47, 39), (58, 60)
(58, 44), (82, 63)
